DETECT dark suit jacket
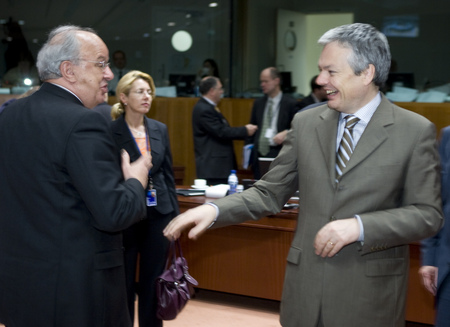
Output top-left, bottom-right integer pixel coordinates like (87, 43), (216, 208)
(93, 101), (113, 122)
(421, 126), (450, 296)
(192, 97), (248, 180)
(295, 93), (317, 111)
(213, 95), (442, 327)
(247, 93), (298, 177)
(110, 115), (179, 217)
(0, 83), (146, 327)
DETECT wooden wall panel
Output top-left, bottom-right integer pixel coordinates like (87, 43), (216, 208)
(147, 97), (254, 185)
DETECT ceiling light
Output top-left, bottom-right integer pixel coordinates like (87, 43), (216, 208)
(171, 30), (193, 52)
(209, 2), (218, 7)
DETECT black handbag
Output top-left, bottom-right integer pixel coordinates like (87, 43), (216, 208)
(156, 239), (198, 320)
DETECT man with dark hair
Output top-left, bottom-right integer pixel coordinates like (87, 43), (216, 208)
(165, 23), (443, 327)
(192, 76), (257, 185)
(247, 67), (298, 178)
(0, 25), (151, 327)
(296, 74), (328, 111)
(108, 49), (131, 95)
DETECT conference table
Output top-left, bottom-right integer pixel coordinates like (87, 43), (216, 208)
(176, 191), (436, 325)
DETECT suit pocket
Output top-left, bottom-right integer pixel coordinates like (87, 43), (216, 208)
(211, 151), (228, 158)
(365, 258), (405, 277)
(286, 246), (302, 265)
(94, 249), (124, 270)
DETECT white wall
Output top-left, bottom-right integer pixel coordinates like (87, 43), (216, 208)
(276, 10), (353, 96)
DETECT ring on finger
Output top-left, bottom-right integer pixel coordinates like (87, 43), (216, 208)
(328, 241), (335, 246)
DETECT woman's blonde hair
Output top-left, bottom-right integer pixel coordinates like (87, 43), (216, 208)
(111, 70), (156, 120)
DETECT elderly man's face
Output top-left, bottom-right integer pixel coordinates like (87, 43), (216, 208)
(210, 80), (224, 104)
(317, 42), (371, 114)
(72, 32), (113, 109)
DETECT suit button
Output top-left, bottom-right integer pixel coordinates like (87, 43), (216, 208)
(329, 216), (337, 221)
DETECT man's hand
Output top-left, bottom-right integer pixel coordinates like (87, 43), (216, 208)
(419, 266), (438, 295)
(273, 129), (288, 145)
(120, 149), (152, 189)
(164, 204), (216, 241)
(314, 218), (360, 257)
(245, 124), (258, 136)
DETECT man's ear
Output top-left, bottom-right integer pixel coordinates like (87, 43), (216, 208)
(60, 61), (77, 83)
(362, 64), (376, 86)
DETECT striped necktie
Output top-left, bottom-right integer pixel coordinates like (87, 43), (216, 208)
(336, 115), (360, 180)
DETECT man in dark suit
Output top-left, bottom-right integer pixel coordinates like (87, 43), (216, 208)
(296, 75), (328, 111)
(93, 93), (112, 122)
(192, 76), (257, 185)
(0, 25), (151, 327)
(420, 126), (450, 327)
(165, 23), (443, 327)
(248, 67), (298, 178)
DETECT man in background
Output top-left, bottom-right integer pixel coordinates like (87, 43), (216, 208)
(296, 74), (328, 111)
(247, 67), (298, 178)
(0, 25), (151, 327)
(192, 76), (257, 185)
(164, 23), (442, 327)
(420, 125), (450, 327)
(108, 49), (130, 95)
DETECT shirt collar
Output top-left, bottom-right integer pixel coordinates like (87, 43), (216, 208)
(268, 91), (282, 104)
(50, 83), (84, 105)
(202, 96), (217, 107)
(340, 92), (381, 125)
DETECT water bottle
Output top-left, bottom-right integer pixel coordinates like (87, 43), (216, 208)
(228, 170), (238, 195)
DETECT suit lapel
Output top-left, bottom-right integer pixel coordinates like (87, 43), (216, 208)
(145, 117), (163, 163)
(344, 98), (394, 175)
(316, 108), (340, 185)
(113, 115), (141, 162)
(315, 97), (394, 183)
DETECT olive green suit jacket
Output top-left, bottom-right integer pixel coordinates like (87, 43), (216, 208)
(213, 95), (443, 327)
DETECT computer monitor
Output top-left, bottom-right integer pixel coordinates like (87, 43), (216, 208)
(385, 72), (415, 91)
(169, 74), (196, 96)
(258, 157), (275, 177)
(280, 71), (295, 93)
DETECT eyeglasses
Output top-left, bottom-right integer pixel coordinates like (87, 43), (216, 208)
(132, 89), (153, 96)
(79, 59), (111, 70)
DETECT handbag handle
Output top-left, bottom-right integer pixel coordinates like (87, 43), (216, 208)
(165, 239), (184, 270)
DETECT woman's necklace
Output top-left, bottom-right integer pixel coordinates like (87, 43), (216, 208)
(128, 126), (145, 137)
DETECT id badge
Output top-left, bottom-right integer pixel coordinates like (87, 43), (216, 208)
(265, 128), (273, 138)
(146, 189), (157, 206)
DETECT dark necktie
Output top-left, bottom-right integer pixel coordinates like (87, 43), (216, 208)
(336, 115), (360, 180)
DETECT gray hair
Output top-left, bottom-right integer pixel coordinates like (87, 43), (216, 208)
(318, 23), (391, 87)
(36, 25), (97, 81)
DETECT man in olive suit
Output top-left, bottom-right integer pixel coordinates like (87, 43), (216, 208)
(164, 23), (443, 327)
